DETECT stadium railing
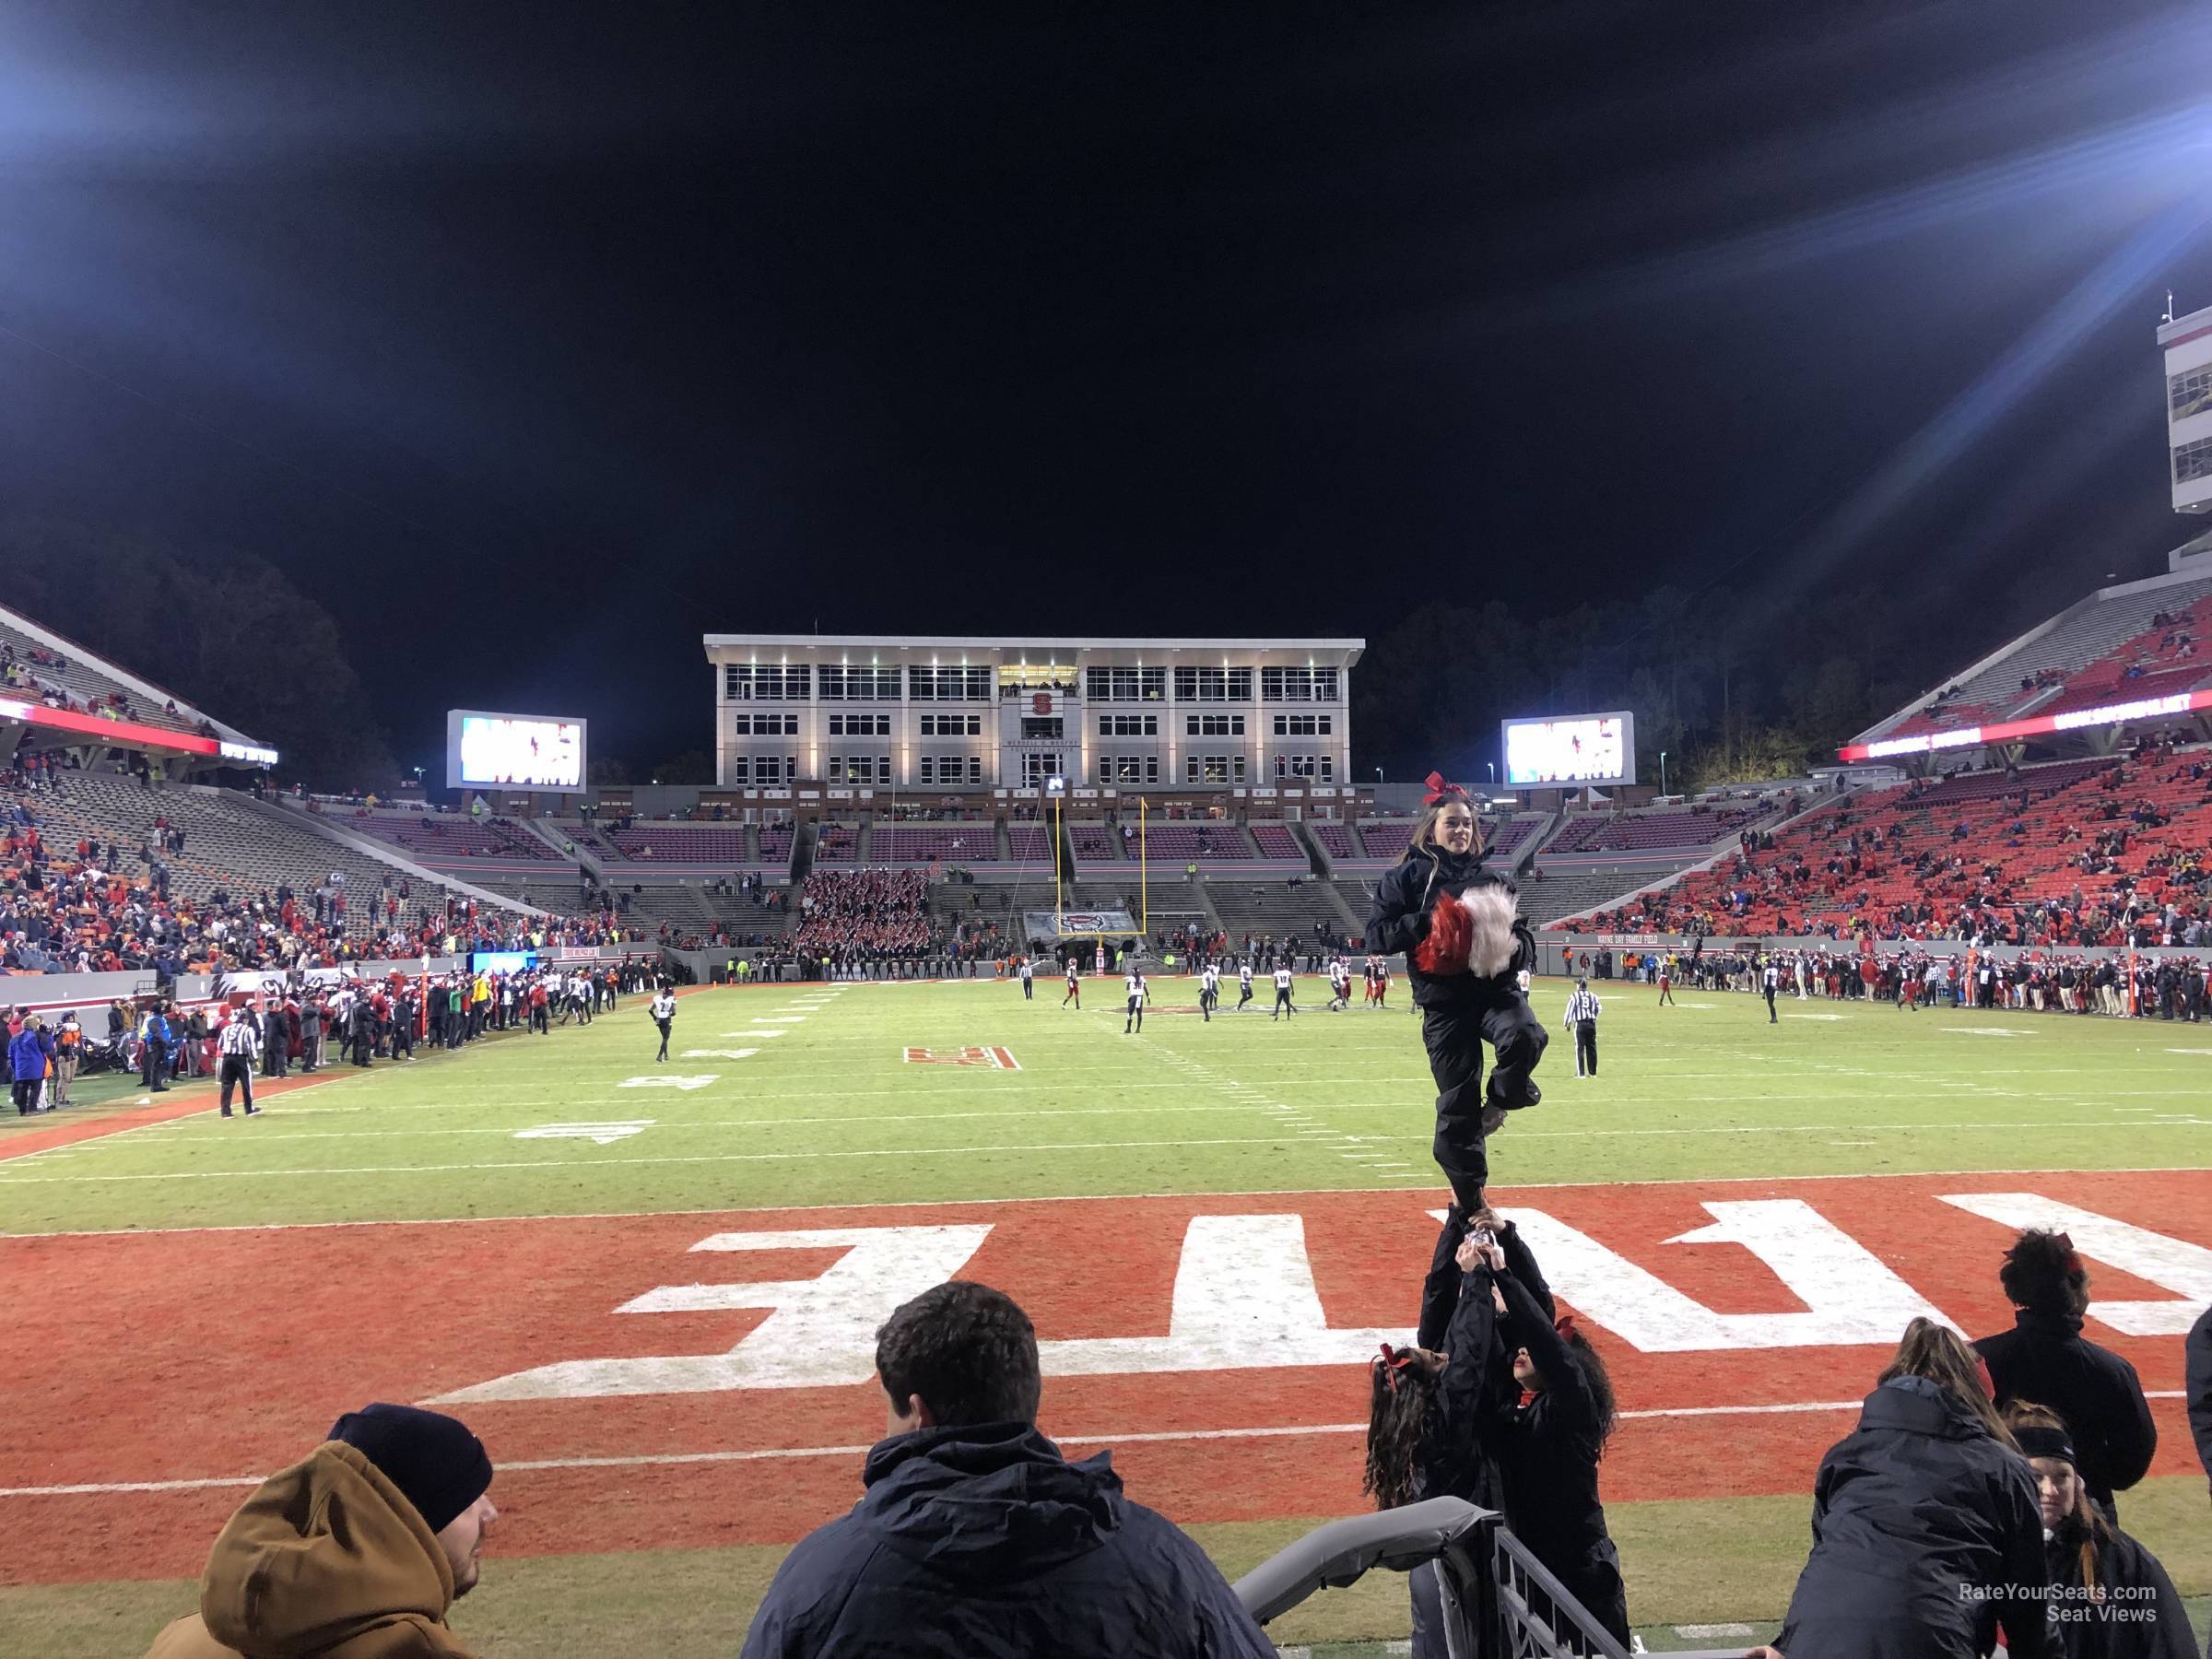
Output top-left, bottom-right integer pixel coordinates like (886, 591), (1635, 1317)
(1233, 1499), (1710, 1659)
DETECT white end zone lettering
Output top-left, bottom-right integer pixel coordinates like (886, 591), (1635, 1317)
(427, 1193), (2205, 1404)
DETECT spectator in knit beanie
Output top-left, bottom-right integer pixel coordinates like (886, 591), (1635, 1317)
(146, 1403), (497, 1658)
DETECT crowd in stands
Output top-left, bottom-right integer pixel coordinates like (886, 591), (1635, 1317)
(1, 641), (219, 739)
(1583, 743), (2212, 952)
(783, 868), (1006, 969)
(3, 765), (641, 975)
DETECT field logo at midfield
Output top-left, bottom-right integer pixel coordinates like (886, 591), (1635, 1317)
(903, 1046), (1020, 1069)
(514, 1121), (653, 1145)
(618, 1075), (719, 1090)
(428, 1193), (2212, 1403)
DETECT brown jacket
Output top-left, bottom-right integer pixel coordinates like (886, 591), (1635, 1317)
(146, 1441), (473, 1659)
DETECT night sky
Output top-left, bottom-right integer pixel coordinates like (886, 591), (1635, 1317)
(4, 3), (2210, 776)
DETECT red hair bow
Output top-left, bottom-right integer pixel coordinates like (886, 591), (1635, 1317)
(1423, 771), (1468, 806)
(2053, 1230), (2085, 1277)
(1372, 1343), (1416, 1394)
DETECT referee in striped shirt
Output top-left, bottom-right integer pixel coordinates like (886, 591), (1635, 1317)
(218, 1010), (263, 1117)
(1564, 979), (1602, 1078)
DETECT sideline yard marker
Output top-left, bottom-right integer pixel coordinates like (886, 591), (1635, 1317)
(901, 1046), (1019, 1069)
(514, 1122), (653, 1146)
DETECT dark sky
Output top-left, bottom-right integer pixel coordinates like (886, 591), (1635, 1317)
(4, 2), (2210, 774)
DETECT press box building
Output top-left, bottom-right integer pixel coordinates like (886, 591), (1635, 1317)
(701, 635), (1362, 794)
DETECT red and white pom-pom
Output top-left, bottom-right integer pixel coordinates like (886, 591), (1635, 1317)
(1414, 886), (1518, 979)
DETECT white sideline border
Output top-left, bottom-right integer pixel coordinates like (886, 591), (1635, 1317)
(4, 1117), (2204, 1185)
(2, 1165), (2206, 1240)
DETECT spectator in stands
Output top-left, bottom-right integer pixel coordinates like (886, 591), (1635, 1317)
(739, 1280), (1274, 1659)
(1775, 1318), (2050, 1659)
(147, 1402), (496, 1659)
(1998, 1402), (2194, 1659)
(1973, 1229), (2156, 1521)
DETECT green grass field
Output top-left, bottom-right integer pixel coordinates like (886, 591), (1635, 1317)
(3, 974), (2207, 1655)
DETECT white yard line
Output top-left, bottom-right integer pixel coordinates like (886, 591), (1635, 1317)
(0, 1135), (1331, 1183)
(84, 1103), (1297, 1143)
(12, 1394), (2184, 1499)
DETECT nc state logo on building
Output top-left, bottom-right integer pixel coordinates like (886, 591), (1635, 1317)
(1031, 691), (1053, 715)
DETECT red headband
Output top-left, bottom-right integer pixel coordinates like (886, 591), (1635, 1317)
(1424, 771), (1469, 806)
(1553, 1313), (1579, 1343)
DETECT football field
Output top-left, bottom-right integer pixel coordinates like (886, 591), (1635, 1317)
(3, 975), (2208, 1654)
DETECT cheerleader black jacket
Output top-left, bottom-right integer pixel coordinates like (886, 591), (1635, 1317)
(1365, 845), (1534, 1010)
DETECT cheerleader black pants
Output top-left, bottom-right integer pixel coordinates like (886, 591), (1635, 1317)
(1420, 989), (1547, 1211)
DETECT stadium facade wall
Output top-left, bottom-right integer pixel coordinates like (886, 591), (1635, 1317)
(702, 634), (1361, 795)
(2160, 300), (2212, 514)
(0, 971), (159, 1030)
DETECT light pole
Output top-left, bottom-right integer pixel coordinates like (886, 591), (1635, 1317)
(1374, 767), (1383, 785)
(1660, 751), (1669, 797)
(1487, 762), (1496, 787)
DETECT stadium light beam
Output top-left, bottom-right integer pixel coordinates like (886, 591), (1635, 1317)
(1750, 191), (2212, 628)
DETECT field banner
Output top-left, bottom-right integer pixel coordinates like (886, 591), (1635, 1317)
(1026, 909), (1139, 937)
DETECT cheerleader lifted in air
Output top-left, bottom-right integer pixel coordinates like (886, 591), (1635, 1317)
(1366, 772), (1546, 1218)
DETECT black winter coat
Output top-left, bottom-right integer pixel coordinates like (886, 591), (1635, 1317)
(1976, 1310), (2157, 1513)
(2185, 1304), (2212, 1502)
(1413, 1222), (1588, 1554)
(1487, 1269), (1612, 1578)
(737, 1423), (1276, 1659)
(1365, 845), (1533, 1010)
(1409, 1243), (1511, 1512)
(1776, 1376), (2051, 1659)
(2038, 1519), (2194, 1659)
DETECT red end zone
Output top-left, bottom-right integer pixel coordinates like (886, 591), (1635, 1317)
(2, 1169), (2206, 1584)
